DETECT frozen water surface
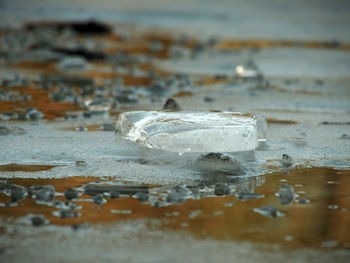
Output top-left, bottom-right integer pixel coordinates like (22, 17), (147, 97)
(117, 111), (266, 153)
(0, 0), (350, 262)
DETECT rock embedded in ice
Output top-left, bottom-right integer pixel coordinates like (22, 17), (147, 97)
(64, 188), (79, 200)
(116, 111), (266, 153)
(214, 183), (231, 196)
(281, 154), (293, 167)
(194, 153), (245, 174)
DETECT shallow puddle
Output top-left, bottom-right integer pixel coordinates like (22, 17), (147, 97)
(1, 167), (349, 249)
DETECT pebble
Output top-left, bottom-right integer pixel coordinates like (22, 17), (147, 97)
(109, 190), (120, 199)
(28, 185), (55, 202)
(281, 154), (293, 167)
(214, 183), (231, 196)
(296, 197), (310, 204)
(134, 192), (148, 202)
(75, 160), (87, 167)
(64, 188), (79, 200)
(25, 107), (44, 121)
(11, 186), (26, 202)
(77, 126), (87, 132)
(50, 84), (78, 102)
(163, 98), (181, 110)
(194, 153), (245, 175)
(166, 192), (187, 204)
(0, 126), (11, 136)
(31, 216), (47, 226)
(340, 134), (350, 139)
(92, 194), (106, 205)
(203, 97), (215, 103)
(276, 184), (295, 205)
(102, 123), (115, 131)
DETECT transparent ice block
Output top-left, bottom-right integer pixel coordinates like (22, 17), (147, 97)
(116, 111), (266, 153)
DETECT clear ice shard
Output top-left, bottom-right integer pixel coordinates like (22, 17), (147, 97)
(116, 111), (266, 153)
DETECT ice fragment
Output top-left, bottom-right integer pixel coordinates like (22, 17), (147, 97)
(116, 111), (266, 153)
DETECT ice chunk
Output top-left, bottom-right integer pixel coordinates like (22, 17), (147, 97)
(116, 111), (266, 153)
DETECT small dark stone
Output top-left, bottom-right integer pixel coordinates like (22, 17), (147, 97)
(18, 113), (27, 120)
(2, 111), (18, 119)
(203, 97), (215, 103)
(281, 154), (293, 167)
(277, 184), (295, 205)
(163, 98), (181, 110)
(25, 107), (44, 120)
(31, 216), (46, 226)
(103, 123), (115, 131)
(28, 185), (55, 202)
(214, 183), (231, 196)
(10, 186), (26, 202)
(64, 188), (79, 200)
(0, 126), (11, 136)
(109, 190), (120, 199)
(340, 134), (350, 140)
(134, 192), (148, 202)
(172, 185), (191, 194)
(77, 126), (87, 132)
(75, 160), (87, 167)
(297, 197), (310, 204)
(166, 192), (186, 204)
(194, 153), (245, 175)
(166, 185), (191, 204)
(83, 112), (91, 118)
(71, 224), (88, 231)
(92, 194), (106, 205)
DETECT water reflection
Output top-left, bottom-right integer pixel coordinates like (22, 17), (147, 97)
(0, 167), (349, 249)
